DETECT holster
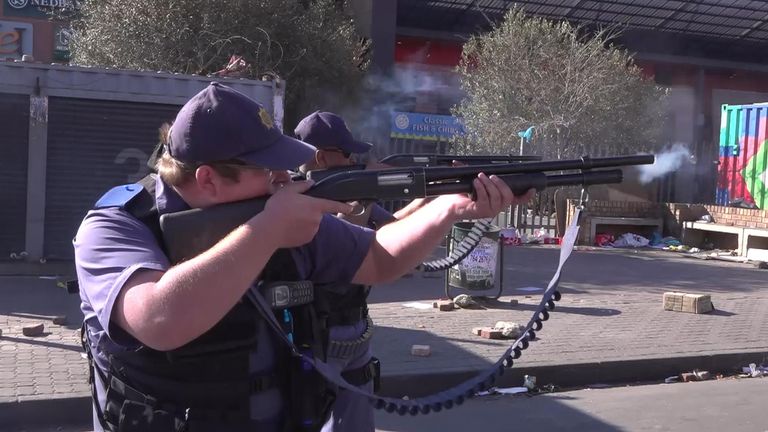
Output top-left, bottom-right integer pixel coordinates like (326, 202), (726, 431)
(285, 303), (336, 432)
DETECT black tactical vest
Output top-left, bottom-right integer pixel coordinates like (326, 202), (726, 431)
(86, 175), (334, 432)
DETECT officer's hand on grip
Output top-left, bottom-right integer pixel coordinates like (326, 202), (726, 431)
(445, 173), (535, 220)
(260, 180), (354, 248)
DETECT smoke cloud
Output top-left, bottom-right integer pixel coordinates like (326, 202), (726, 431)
(637, 143), (693, 184)
(328, 53), (463, 156)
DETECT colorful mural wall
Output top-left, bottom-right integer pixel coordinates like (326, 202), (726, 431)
(718, 103), (768, 209)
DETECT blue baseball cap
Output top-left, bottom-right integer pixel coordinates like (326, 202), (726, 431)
(168, 82), (316, 170)
(294, 111), (373, 154)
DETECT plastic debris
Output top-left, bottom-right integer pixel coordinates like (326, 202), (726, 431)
(610, 233), (650, 248)
(523, 375), (537, 390)
(476, 386), (529, 396)
(402, 302), (432, 310)
(497, 387), (529, 395)
(664, 376), (679, 384)
(516, 287), (542, 292)
(741, 363), (768, 378)
(411, 345), (431, 357)
(595, 233), (614, 247)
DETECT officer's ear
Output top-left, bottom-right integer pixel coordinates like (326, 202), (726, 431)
(314, 150), (327, 168)
(193, 165), (222, 196)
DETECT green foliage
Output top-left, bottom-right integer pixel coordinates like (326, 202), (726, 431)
(66, 0), (369, 129)
(453, 7), (668, 159)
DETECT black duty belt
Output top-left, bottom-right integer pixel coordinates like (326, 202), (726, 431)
(327, 306), (368, 327)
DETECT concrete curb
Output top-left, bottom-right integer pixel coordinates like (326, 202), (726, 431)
(3, 351), (767, 429)
(0, 392), (91, 429)
(377, 350), (768, 397)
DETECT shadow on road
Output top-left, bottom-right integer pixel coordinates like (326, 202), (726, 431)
(375, 391), (623, 432)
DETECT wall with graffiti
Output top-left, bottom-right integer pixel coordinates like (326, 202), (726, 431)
(717, 102), (768, 209)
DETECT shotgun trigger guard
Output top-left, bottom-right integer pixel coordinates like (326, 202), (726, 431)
(350, 200), (371, 216)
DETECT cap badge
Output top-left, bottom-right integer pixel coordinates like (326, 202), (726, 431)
(258, 107), (274, 129)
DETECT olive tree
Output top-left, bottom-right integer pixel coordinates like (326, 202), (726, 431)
(452, 6), (669, 159)
(64, 0), (369, 129)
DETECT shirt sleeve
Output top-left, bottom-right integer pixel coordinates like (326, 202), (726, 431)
(73, 208), (170, 343)
(367, 203), (397, 230)
(293, 214), (376, 284)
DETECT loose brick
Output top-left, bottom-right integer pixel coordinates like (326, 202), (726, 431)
(22, 323), (45, 337)
(471, 327), (484, 336)
(663, 292), (713, 314)
(480, 329), (504, 339)
(433, 300), (455, 311)
(52, 316), (67, 325)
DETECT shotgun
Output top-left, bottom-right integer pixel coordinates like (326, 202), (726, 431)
(159, 154), (655, 264)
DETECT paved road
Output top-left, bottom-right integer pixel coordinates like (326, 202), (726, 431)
(3, 245), (768, 429)
(375, 377), (768, 432)
(20, 377), (768, 432)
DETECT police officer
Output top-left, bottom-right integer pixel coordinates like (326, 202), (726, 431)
(293, 111), (407, 432)
(294, 111), (396, 229)
(73, 82), (533, 432)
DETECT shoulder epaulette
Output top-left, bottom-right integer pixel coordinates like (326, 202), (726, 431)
(94, 184), (145, 209)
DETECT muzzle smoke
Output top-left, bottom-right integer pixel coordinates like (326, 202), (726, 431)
(637, 143), (693, 184)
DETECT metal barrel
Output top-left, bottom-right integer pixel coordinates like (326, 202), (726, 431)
(425, 169), (624, 196)
(379, 153), (543, 165)
(435, 154), (543, 162)
(424, 154), (654, 181)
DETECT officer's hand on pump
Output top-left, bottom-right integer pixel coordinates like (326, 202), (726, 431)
(260, 180), (354, 248)
(440, 173), (536, 221)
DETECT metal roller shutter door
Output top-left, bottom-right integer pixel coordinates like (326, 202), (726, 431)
(0, 93), (29, 259)
(45, 97), (181, 259)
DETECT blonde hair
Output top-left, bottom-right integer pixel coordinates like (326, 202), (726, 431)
(154, 122), (242, 186)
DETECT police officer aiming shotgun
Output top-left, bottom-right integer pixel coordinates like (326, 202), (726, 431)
(73, 82), (535, 432)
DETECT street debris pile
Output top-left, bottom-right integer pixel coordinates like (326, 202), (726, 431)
(500, 227), (560, 246)
(471, 321), (527, 339)
(474, 374), (559, 398)
(664, 369), (716, 383)
(665, 363), (768, 385)
(740, 363), (768, 378)
(595, 231), (684, 249)
(403, 294), (492, 312)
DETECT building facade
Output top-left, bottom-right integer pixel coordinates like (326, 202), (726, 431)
(350, 0), (768, 205)
(1, 0), (72, 63)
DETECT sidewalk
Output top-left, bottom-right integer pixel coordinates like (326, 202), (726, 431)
(2, 246), (767, 429)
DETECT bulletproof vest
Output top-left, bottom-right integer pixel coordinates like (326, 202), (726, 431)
(88, 174), (330, 432)
(285, 171), (370, 327)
